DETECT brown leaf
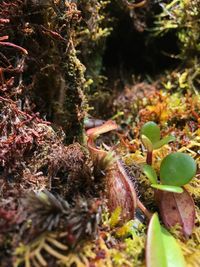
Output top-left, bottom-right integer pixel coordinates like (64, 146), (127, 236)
(155, 188), (195, 237)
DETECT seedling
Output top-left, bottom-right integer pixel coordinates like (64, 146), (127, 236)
(143, 152), (196, 236)
(141, 121), (175, 165)
(143, 152), (196, 193)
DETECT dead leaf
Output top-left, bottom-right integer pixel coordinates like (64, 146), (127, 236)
(155, 188), (195, 237)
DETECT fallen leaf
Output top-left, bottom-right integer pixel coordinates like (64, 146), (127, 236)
(155, 188), (195, 237)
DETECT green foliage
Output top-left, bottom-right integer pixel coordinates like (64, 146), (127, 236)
(142, 164), (158, 184)
(151, 184), (183, 193)
(153, 0), (200, 60)
(77, 0), (112, 90)
(146, 213), (186, 267)
(153, 135), (176, 150)
(141, 121), (160, 144)
(160, 152), (197, 186)
(153, 1), (200, 94)
(141, 121), (175, 151)
(143, 152), (196, 193)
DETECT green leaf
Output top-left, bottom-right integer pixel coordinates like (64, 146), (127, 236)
(146, 213), (167, 267)
(141, 121), (160, 144)
(146, 213), (186, 267)
(161, 227), (186, 267)
(151, 184), (183, 193)
(143, 164), (158, 184)
(160, 152), (197, 186)
(141, 135), (153, 152)
(153, 135), (176, 149)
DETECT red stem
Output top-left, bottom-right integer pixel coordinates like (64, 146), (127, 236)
(146, 151), (153, 165)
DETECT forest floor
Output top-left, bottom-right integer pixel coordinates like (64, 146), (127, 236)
(0, 1), (200, 267)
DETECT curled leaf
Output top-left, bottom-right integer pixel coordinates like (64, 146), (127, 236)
(141, 135), (153, 152)
(146, 213), (186, 267)
(86, 120), (118, 138)
(151, 184), (183, 193)
(155, 188), (195, 237)
(87, 120), (118, 161)
(143, 164), (158, 184)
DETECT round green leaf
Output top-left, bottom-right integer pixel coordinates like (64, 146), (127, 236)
(141, 121), (160, 144)
(160, 152), (197, 186)
(143, 164), (158, 184)
(151, 184), (183, 193)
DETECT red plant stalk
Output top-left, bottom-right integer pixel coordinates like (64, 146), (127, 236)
(0, 36), (28, 54)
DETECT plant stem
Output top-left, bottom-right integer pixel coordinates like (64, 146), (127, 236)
(137, 199), (152, 221)
(146, 151), (153, 165)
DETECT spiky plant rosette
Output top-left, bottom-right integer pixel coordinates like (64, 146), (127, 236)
(22, 190), (102, 247)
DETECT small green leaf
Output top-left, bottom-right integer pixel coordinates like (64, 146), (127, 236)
(143, 164), (158, 184)
(146, 213), (186, 267)
(141, 121), (160, 144)
(151, 184), (183, 193)
(141, 135), (153, 152)
(153, 135), (176, 149)
(160, 152), (197, 186)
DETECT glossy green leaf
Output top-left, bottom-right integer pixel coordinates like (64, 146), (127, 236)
(143, 164), (158, 184)
(153, 135), (176, 149)
(146, 213), (186, 267)
(146, 213), (167, 267)
(161, 227), (186, 267)
(141, 121), (160, 144)
(151, 184), (183, 193)
(141, 135), (153, 152)
(160, 152), (197, 186)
